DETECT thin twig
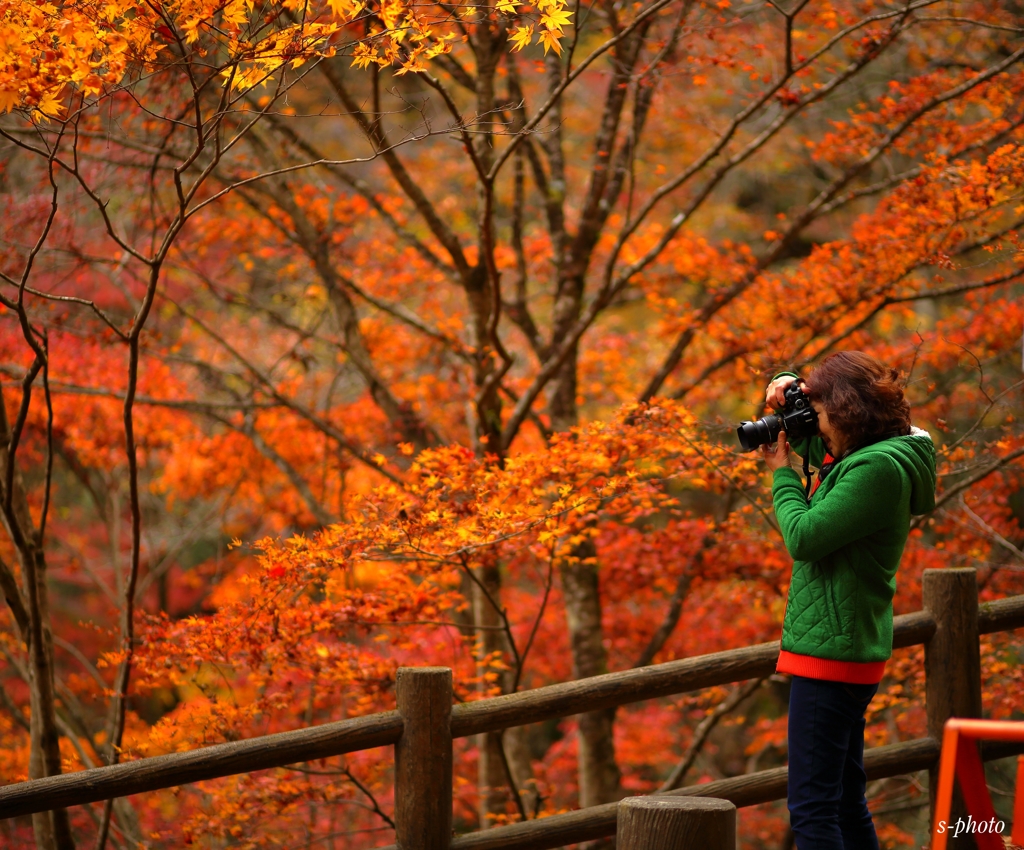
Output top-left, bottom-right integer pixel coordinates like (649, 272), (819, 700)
(658, 677), (765, 792)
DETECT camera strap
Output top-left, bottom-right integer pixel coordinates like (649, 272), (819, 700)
(808, 453), (838, 501)
(802, 454), (811, 500)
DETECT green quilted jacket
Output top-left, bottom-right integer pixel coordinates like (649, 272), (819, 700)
(772, 427), (936, 664)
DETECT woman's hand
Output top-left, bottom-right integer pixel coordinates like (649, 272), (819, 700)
(765, 375), (797, 409)
(762, 429), (792, 472)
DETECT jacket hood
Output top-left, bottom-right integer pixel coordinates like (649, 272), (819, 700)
(858, 427), (937, 515)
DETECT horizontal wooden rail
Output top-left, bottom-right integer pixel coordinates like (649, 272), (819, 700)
(368, 738), (940, 850)
(451, 641), (777, 739)
(0, 596), (1018, 822)
(978, 594), (1024, 634)
(0, 711), (403, 819)
(441, 738), (1024, 850)
(450, 609), (937, 739)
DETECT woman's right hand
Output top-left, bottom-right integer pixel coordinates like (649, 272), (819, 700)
(765, 375), (798, 409)
(761, 429), (792, 472)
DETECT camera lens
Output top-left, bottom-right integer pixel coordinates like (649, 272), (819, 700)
(736, 414), (781, 451)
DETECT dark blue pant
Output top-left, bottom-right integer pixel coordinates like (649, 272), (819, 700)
(787, 676), (881, 850)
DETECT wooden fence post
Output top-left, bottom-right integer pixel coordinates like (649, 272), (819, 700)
(617, 797), (736, 850)
(924, 568), (982, 850)
(395, 667), (453, 850)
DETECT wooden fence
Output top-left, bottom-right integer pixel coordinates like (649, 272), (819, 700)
(0, 567), (1023, 849)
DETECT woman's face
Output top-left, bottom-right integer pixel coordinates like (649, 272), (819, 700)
(811, 400), (845, 457)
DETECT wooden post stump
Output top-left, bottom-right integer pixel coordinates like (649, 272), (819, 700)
(617, 796), (736, 850)
(395, 667), (452, 850)
(924, 568), (982, 850)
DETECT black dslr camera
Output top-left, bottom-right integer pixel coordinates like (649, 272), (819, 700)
(736, 381), (819, 451)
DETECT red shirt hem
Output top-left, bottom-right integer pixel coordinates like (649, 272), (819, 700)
(776, 650), (886, 684)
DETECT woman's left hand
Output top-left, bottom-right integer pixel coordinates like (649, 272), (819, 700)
(762, 429), (792, 472)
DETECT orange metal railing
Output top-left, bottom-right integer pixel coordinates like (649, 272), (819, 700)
(932, 718), (1024, 850)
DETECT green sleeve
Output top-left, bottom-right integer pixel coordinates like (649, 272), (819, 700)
(789, 435), (828, 467)
(771, 455), (903, 563)
(768, 371), (826, 465)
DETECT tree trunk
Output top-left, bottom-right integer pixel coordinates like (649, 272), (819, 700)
(0, 386), (75, 850)
(474, 561), (509, 824)
(547, 273), (621, 814)
(560, 543), (621, 809)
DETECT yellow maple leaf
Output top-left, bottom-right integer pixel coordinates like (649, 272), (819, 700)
(540, 6), (572, 32)
(37, 91), (65, 118)
(379, 0), (403, 31)
(395, 58), (427, 75)
(539, 27), (562, 54)
(182, 18), (201, 44)
(328, 0), (364, 18)
(223, 0), (248, 26)
(0, 87), (20, 114)
(352, 42), (380, 69)
(509, 24), (533, 52)
(424, 39), (452, 59)
(496, 0), (519, 13)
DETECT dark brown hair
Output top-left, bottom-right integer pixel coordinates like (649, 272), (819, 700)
(803, 351), (911, 449)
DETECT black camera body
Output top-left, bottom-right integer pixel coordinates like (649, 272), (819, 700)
(737, 381), (819, 451)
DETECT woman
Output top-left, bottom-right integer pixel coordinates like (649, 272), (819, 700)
(761, 352), (936, 850)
